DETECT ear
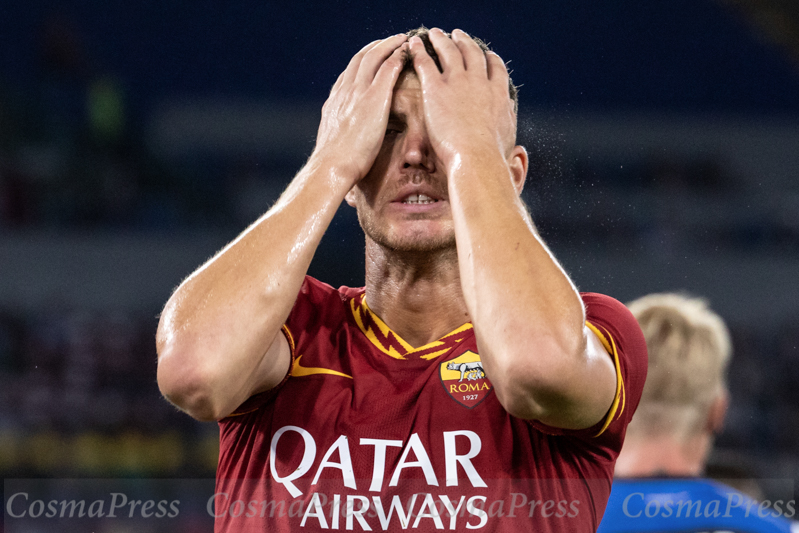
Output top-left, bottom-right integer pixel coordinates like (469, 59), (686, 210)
(508, 145), (528, 195)
(344, 185), (359, 208)
(706, 390), (729, 435)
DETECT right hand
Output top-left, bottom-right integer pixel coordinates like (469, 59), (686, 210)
(311, 34), (408, 186)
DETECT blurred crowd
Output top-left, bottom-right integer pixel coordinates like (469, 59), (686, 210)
(0, 82), (294, 232)
(0, 11), (294, 233)
(0, 308), (218, 477)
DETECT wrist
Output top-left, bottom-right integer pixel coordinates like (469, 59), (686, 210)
(443, 144), (509, 179)
(304, 151), (363, 192)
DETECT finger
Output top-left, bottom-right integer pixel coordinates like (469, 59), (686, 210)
(354, 34), (408, 87)
(485, 50), (509, 82)
(340, 39), (382, 87)
(451, 29), (487, 75)
(330, 69), (347, 93)
(427, 27), (465, 72)
(372, 42), (408, 91)
(409, 35), (440, 86)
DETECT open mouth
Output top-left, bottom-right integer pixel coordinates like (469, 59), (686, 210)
(401, 193), (439, 205)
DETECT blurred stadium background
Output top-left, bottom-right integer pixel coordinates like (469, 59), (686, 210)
(1, 0), (798, 529)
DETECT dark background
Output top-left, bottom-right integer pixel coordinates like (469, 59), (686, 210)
(1, 0), (798, 528)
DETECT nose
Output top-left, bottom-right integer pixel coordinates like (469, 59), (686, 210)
(400, 125), (435, 174)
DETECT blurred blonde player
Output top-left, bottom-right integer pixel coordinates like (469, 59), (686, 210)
(599, 293), (796, 532)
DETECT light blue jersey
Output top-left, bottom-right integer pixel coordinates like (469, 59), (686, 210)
(598, 478), (796, 533)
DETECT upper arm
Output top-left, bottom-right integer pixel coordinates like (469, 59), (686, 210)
(157, 327), (292, 422)
(526, 325), (619, 430)
(218, 330), (292, 418)
(245, 329), (292, 399)
(525, 293), (648, 440)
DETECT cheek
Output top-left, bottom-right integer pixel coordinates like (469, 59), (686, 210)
(359, 148), (395, 204)
(355, 175), (380, 206)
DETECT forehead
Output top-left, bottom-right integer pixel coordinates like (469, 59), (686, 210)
(390, 71), (422, 114)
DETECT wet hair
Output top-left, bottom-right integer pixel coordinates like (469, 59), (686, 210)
(403, 26), (519, 113)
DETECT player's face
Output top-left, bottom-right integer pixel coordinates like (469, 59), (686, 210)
(345, 71), (455, 253)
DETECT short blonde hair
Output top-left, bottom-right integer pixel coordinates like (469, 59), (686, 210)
(626, 293), (732, 437)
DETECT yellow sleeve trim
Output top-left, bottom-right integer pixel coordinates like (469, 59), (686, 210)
(586, 321), (626, 437)
(282, 324), (296, 356)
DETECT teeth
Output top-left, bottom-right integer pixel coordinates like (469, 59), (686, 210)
(403, 194), (437, 204)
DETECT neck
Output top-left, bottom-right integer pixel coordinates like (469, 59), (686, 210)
(363, 238), (469, 348)
(613, 432), (712, 478)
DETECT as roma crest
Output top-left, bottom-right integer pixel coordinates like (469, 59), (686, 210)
(440, 351), (493, 408)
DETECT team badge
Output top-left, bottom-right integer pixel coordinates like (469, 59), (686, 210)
(439, 351), (493, 408)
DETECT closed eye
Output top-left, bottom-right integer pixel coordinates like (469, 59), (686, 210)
(386, 113), (405, 137)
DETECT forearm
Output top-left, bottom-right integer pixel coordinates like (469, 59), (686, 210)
(449, 153), (593, 424)
(156, 34), (408, 420)
(406, 29), (615, 427)
(156, 156), (352, 419)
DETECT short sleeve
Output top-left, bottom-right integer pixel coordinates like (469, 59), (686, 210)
(224, 276), (344, 416)
(283, 275), (348, 355)
(527, 293), (648, 451)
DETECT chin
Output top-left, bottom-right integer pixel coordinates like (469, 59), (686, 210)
(358, 210), (457, 253)
(365, 225), (456, 254)
(381, 235), (456, 253)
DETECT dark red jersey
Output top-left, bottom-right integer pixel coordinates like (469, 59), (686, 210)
(214, 276), (647, 532)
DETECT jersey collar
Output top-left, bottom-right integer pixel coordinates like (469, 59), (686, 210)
(349, 293), (473, 360)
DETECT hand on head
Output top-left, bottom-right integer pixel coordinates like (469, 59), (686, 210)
(408, 28), (518, 173)
(313, 34), (408, 186)
(313, 28), (518, 188)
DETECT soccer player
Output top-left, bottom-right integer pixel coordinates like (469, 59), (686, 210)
(156, 27), (648, 532)
(598, 293), (796, 532)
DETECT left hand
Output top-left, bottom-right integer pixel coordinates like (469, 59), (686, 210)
(409, 28), (517, 172)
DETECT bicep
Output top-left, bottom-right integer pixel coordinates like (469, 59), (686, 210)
(531, 326), (618, 430)
(216, 331), (292, 420)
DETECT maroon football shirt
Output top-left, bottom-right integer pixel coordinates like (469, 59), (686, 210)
(213, 276), (647, 532)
